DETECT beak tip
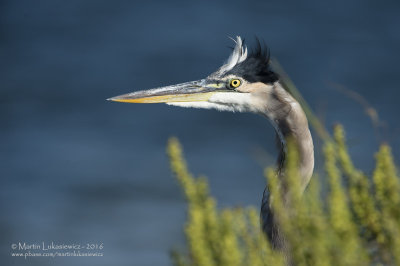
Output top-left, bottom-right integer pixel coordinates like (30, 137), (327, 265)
(107, 96), (128, 103)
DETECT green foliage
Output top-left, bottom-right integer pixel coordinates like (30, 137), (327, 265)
(167, 137), (283, 266)
(167, 126), (400, 266)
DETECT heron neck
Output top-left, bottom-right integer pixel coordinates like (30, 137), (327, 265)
(260, 82), (314, 250)
(264, 82), (314, 189)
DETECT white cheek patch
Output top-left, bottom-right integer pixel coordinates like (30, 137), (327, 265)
(165, 92), (258, 113)
(166, 102), (236, 112)
(209, 92), (251, 104)
(208, 92), (258, 113)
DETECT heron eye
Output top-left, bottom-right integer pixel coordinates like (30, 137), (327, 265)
(229, 79), (241, 88)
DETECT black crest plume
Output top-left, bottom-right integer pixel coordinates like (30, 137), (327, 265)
(224, 37), (279, 84)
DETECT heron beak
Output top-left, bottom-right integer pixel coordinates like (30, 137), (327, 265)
(107, 79), (221, 103)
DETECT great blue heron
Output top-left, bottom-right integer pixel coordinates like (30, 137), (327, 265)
(108, 36), (314, 249)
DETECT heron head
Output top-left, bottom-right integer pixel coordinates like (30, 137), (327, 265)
(108, 36), (279, 114)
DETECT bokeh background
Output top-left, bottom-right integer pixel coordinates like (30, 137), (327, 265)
(1, 0), (399, 265)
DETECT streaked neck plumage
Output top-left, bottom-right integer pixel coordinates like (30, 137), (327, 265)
(260, 81), (314, 249)
(264, 82), (314, 185)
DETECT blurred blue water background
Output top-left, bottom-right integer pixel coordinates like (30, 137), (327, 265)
(1, 0), (399, 265)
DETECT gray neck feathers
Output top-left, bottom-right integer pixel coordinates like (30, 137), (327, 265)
(261, 82), (314, 249)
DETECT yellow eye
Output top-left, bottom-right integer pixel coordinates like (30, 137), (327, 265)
(230, 79), (241, 88)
